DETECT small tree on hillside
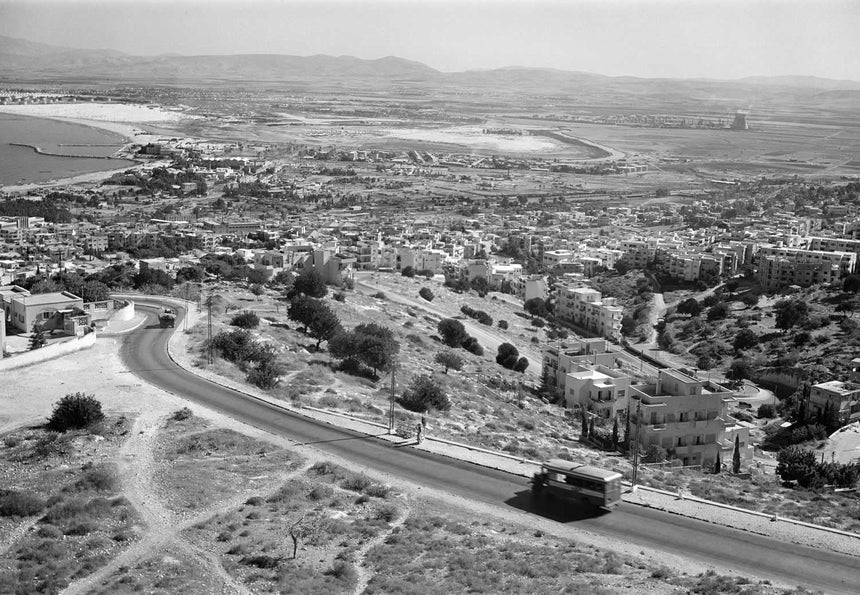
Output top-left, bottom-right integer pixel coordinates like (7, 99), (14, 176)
(438, 318), (468, 347)
(418, 287), (434, 302)
(496, 343), (520, 369)
(513, 357), (529, 373)
(288, 296), (342, 348)
(398, 375), (450, 413)
(707, 302), (730, 321)
(774, 299), (809, 332)
(676, 298), (701, 317)
(401, 266), (415, 277)
(435, 350), (463, 374)
(733, 328), (759, 352)
(524, 297), (549, 318)
(461, 336), (483, 356)
(713, 452), (721, 474)
(291, 269), (328, 299)
(353, 323), (399, 375)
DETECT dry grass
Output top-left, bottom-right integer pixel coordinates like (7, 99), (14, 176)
(154, 423), (303, 514)
(180, 461), (402, 594)
(0, 420), (140, 594)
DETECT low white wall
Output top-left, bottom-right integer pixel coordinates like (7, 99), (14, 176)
(0, 331), (97, 371)
(111, 299), (135, 322)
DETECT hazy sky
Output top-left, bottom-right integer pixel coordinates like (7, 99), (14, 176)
(1, 0), (858, 80)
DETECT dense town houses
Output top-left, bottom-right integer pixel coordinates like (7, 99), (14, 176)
(4, 137), (860, 453)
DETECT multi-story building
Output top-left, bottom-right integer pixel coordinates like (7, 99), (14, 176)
(542, 339), (617, 393)
(514, 274), (548, 302)
(554, 285), (623, 341)
(757, 245), (856, 290)
(564, 364), (631, 418)
(809, 360), (860, 426)
(630, 369), (751, 468)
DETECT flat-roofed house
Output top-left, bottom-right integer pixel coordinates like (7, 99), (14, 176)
(9, 291), (85, 333)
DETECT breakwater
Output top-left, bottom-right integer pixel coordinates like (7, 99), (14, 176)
(10, 142), (122, 160)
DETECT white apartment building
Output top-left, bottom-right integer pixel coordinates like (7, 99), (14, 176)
(809, 360), (860, 426)
(396, 247), (447, 273)
(543, 249), (576, 269)
(514, 275), (548, 302)
(555, 285), (623, 341)
(542, 339), (617, 393)
(757, 245), (856, 290)
(630, 369), (751, 468)
(564, 364), (631, 418)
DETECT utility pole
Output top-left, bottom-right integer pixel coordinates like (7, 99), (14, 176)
(631, 398), (642, 490)
(388, 363), (396, 434)
(206, 294), (213, 365)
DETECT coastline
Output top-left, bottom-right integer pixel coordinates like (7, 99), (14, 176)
(0, 105), (184, 192)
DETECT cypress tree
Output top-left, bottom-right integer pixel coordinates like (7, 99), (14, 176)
(732, 434), (741, 474)
(611, 417), (619, 451)
(714, 451), (721, 474)
(580, 407), (589, 438)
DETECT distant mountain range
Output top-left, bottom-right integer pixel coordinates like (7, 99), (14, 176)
(2, 34), (860, 105)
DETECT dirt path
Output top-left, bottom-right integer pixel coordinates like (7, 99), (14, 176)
(61, 409), (314, 595)
(350, 501), (410, 595)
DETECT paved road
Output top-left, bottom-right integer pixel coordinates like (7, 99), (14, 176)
(119, 303), (860, 594)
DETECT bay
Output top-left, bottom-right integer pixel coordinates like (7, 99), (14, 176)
(0, 113), (138, 186)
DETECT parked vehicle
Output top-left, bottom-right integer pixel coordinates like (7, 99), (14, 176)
(158, 307), (176, 328)
(531, 459), (623, 510)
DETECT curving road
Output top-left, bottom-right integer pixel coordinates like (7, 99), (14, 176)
(119, 303), (860, 594)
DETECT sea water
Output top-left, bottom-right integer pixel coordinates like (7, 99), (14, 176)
(0, 113), (136, 186)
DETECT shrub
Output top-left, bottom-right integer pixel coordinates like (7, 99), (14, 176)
(240, 555), (281, 569)
(373, 291), (387, 300)
(171, 407), (193, 421)
(513, 357), (530, 373)
(400, 266), (415, 277)
(71, 464), (118, 492)
(496, 343), (520, 368)
(497, 320), (508, 330)
(47, 393), (104, 432)
(230, 310), (260, 329)
(246, 360), (282, 389)
(340, 475), (372, 494)
(757, 403), (776, 419)
(461, 336), (483, 356)
(643, 445), (667, 463)
(398, 375), (451, 412)
(326, 560), (357, 583)
(460, 304), (492, 325)
(333, 291), (346, 302)
(0, 490), (46, 517)
(707, 302), (729, 321)
(418, 287), (434, 302)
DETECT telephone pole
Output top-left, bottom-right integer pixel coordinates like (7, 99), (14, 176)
(206, 295), (213, 365)
(388, 363), (396, 434)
